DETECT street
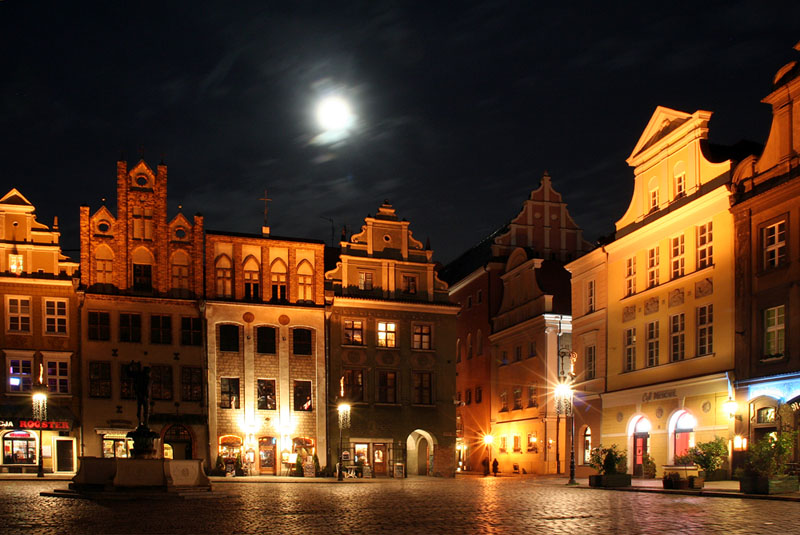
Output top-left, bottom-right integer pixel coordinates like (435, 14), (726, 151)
(0, 477), (791, 534)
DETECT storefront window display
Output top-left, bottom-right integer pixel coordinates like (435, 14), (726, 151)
(102, 436), (134, 458)
(354, 443), (369, 464)
(3, 431), (36, 464)
(219, 435), (243, 463)
(292, 437), (315, 461)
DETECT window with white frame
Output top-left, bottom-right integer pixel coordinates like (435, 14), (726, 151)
(647, 247), (659, 288)
(697, 304), (713, 356)
(670, 313), (685, 362)
(674, 173), (686, 198)
(412, 324), (432, 350)
(45, 357), (70, 394)
(764, 305), (785, 358)
(343, 319), (364, 346)
(763, 220), (787, 269)
(358, 271), (373, 291)
(671, 235), (685, 279)
(44, 299), (68, 335)
(7, 296), (31, 333)
(646, 321), (659, 367)
(624, 328), (636, 372)
(697, 222), (713, 269)
(587, 280), (595, 313)
(585, 345), (596, 380)
(377, 321), (396, 348)
(7, 356), (32, 392)
(8, 253), (23, 275)
(297, 261), (313, 301)
(649, 187), (659, 212)
(401, 274), (417, 294)
(625, 257), (636, 297)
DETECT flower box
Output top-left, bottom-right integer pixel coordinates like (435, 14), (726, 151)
(739, 475), (799, 495)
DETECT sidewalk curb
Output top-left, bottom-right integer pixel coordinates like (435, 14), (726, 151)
(570, 484), (800, 502)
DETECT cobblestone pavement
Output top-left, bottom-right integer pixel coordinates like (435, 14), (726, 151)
(0, 478), (794, 534)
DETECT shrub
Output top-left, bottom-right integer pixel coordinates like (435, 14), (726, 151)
(313, 454), (321, 476)
(294, 455), (304, 476)
(688, 437), (727, 474)
(642, 453), (656, 478)
(215, 455), (224, 471)
(588, 444), (628, 475)
(742, 432), (797, 478)
(673, 453), (694, 466)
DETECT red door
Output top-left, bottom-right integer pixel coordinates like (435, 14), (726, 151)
(633, 433), (648, 476)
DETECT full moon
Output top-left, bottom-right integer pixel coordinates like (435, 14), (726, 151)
(316, 96), (354, 132)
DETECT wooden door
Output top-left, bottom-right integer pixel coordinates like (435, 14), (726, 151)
(633, 433), (648, 476)
(373, 444), (387, 475)
(259, 437), (277, 475)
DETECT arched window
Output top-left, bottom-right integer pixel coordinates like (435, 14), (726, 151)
(297, 260), (313, 302)
(215, 255), (232, 298)
(583, 427), (592, 464)
(95, 245), (114, 285)
(476, 330), (483, 356)
(270, 259), (287, 302)
(674, 411), (696, 459)
(131, 247), (155, 291)
(171, 250), (190, 296)
(467, 334), (473, 360)
(243, 257), (260, 301)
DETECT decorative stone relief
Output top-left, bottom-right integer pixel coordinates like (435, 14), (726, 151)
(644, 297), (659, 315)
(242, 312), (254, 323)
(379, 353), (396, 366)
(414, 354), (433, 368)
(616, 412), (624, 423)
(623, 306), (636, 322)
(668, 288), (684, 307)
(279, 314), (290, 325)
(346, 351), (366, 365)
(695, 278), (713, 298)
(702, 401), (712, 413)
(656, 407), (664, 419)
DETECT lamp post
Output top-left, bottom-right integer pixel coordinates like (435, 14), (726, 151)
(32, 383), (48, 478)
(337, 403), (351, 481)
(483, 434), (493, 475)
(555, 381), (577, 485)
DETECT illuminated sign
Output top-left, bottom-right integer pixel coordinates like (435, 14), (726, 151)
(642, 389), (677, 403)
(16, 419), (71, 430)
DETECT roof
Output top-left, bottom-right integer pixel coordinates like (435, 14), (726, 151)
(206, 229), (325, 245)
(438, 223), (509, 285)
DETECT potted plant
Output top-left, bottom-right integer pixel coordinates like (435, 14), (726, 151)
(687, 437), (727, 487)
(737, 432), (799, 495)
(234, 452), (245, 476)
(587, 444), (631, 487)
(208, 454), (227, 477)
(641, 453), (656, 479)
(293, 455), (304, 477)
(662, 471), (688, 489)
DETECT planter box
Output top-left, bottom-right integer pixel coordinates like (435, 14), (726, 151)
(589, 474), (632, 488)
(699, 469), (727, 481)
(688, 476), (704, 489)
(740, 476), (799, 495)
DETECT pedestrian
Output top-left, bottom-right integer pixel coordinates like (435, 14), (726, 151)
(482, 457), (490, 476)
(492, 458), (499, 477)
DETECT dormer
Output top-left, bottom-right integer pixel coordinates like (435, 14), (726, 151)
(616, 107), (732, 233)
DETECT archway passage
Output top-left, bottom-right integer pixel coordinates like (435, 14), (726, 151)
(406, 429), (437, 476)
(163, 424), (193, 460)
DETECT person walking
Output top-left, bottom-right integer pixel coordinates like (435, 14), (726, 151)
(482, 457), (490, 476)
(492, 458), (499, 477)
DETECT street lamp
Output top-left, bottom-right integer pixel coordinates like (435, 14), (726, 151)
(32, 384), (47, 478)
(483, 434), (493, 475)
(555, 381), (577, 485)
(337, 403), (351, 481)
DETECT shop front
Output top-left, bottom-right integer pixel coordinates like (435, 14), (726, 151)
(0, 405), (76, 474)
(341, 438), (404, 477)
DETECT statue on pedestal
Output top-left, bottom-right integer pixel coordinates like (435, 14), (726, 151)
(126, 361), (159, 458)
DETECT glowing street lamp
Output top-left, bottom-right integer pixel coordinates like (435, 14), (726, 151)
(555, 381), (577, 485)
(337, 403), (351, 481)
(483, 434), (493, 474)
(32, 384), (47, 478)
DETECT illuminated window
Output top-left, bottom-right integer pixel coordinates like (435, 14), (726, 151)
(7, 357), (32, 392)
(587, 280), (595, 313)
(528, 433), (538, 452)
(243, 257), (260, 301)
(624, 328), (636, 372)
(220, 377), (240, 409)
(674, 173), (686, 198)
(763, 220), (787, 269)
(95, 245), (113, 285)
(218, 324), (240, 352)
(377, 370), (397, 403)
(670, 313), (685, 362)
(297, 261), (313, 302)
(256, 379), (276, 410)
(647, 247), (659, 288)
(150, 365), (173, 400)
(215, 256), (233, 298)
(583, 427), (592, 464)
(697, 304), (713, 356)
(256, 326), (277, 354)
(401, 274), (417, 294)
(412, 371), (432, 405)
(119, 313), (141, 343)
(757, 407), (776, 424)
(181, 317), (202, 346)
(358, 271), (373, 290)
(625, 257), (636, 297)
(764, 305), (785, 358)
(696, 222), (713, 269)
(88, 311), (110, 341)
(342, 369), (363, 402)
(41, 298), (67, 336)
(671, 235), (685, 279)
(674, 412), (695, 458)
(171, 251), (190, 296)
(293, 328), (312, 355)
(646, 321), (659, 367)
(102, 435), (133, 459)
(513, 435), (521, 452)
(45, 358), (70, 394)
(413, 324), (431, 350)
(500, 390), (508, 411)
(513, 387), (522, 410)
(150, 314), (172, 345)
(499, 436), (507, 453)
(3, 430), (36, 464)
(7, 296), (31, 333)
(89, 361), (111, 398)
(585, 345), (596, 380)
(293, 380), (312, 411)
(377, 322), (396, 348)
(8, 254), (23, 275)
(270, 259), (287, 301)
(649, 186), (659, 212)
(181, 366), (202, 402)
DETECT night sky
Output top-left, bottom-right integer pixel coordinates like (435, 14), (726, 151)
(2, 1), (799, 264)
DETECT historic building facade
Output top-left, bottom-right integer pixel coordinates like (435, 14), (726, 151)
(729, 42), (800, 464)
(78, 160), (208, 463)
(0, 189), (80, 474)
(325, 202), (458, 476)
(204, 229), (327, 475)
(588, 107), (747, 475)
(443, 173), (591, 475)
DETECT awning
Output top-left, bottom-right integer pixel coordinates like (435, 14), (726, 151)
(0, 402), (76, 431)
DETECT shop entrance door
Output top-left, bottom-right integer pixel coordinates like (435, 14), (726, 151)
(373, 444), (387, 475)
(259, 437), (277, 475)
(54, 438), (75, 472)
(633, 433), (649, 476)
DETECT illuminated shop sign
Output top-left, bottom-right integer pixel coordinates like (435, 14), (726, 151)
(14, 419), (71, 431)
(641, 389), (677, 403)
